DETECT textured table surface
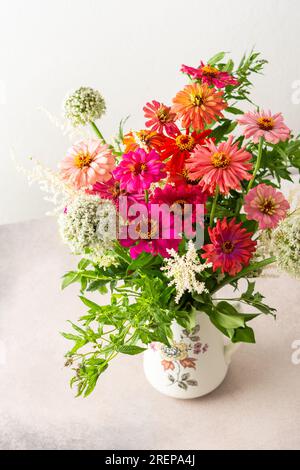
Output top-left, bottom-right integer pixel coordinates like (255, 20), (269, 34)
(0, 218), (300, 450)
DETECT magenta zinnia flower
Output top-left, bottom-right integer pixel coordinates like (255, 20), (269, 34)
(186, 135), (252, 194)
(113, 148), (166, 193)
(244, 184), (290, 229)
(143, 100), (179, 137)
(151, 183), (207, 223)
(238, 110), (290, 144)
(201, 218), (257, 276)
(181, 61), (239, 88)
(119, 203), (180, 259)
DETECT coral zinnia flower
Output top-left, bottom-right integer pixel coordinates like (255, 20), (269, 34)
(181, 61), (239, 88)
(160, 130), (211, 184)
(244, 184), (290, 229)
(202, 218), (257, 276)
(60, 140), (115, 189)
(172, 83), (227, 131)
(143, 100), (179, 137)
(186, 136), (252, 194)
(113, 148), (166, 193)
(238, 110), (290, 144)
(123, 130), (165, 153)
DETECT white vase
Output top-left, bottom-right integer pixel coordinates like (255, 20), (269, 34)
(143, 311), (239, 399)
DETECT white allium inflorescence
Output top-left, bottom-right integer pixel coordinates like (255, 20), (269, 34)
(63, 87), (106, 127)
(59, 194), (118, 268)
(271, 214), (300, 279)
(161, 240), (212, 303)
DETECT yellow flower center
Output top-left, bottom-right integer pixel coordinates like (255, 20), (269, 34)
(191, 93), (203, 107)
(211, 151), (230, 168)
(222, 240), (234, 254)
(257, 117), (274, 131)
(157, 107), (169, 123)
(259, 198), (276, 215)
(201, 64), (219, 77)
(74, 151), (93, 169)
(136, 130), (151, 144)
(175, 134), (195, 151)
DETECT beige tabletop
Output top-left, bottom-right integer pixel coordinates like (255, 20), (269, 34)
(0, 218), (299, 450)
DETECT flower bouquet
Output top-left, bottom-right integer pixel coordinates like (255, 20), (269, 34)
(29, 51), (300, 398)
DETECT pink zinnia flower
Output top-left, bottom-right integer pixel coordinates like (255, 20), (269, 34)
(238, 110), (290, 144)
(181, 61), (239, 88)
(143, 100), (179, 137)
(119, 203), (180, 259)
(186, 135), (252, 194)
(60, 140), (115, 189)
(244, 184), (290, 229)
(113, 148), (166, 193)
(202, 218), (257, 276)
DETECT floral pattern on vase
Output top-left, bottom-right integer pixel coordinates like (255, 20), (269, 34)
(150, 324), (208, 391)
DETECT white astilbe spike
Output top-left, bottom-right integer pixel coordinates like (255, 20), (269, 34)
(161, 240), (212, 303)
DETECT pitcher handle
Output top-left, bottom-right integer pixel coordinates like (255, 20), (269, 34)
(224, 343), (240, 365)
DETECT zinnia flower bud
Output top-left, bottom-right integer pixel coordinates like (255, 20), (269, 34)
(63, 87), (106, 126)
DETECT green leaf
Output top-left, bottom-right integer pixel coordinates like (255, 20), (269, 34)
(232, 326), (255, 343)
(225, 106), (244, 115)
(208, 51), (227, 65)
(117, 345), (146, 355)
(78, 259), (90, 270)
(79, 296), (101, 311)
(61, 271), (81, 290)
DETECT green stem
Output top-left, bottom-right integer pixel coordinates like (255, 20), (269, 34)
(247, 136), (264, 191)
(144, 189), (149, 203)
(210, 185), (219, 227)
(90, 121), (106, 144)
(212, 256), (276, 294)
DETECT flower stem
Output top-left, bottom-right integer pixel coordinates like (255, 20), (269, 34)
(247, 136), (264, 191)
(212, 256), (276, 294)
(210, 185), (219, 227)
(90, 121), (106, 144)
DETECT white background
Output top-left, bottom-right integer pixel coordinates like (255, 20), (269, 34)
(0, 0), (299, 224)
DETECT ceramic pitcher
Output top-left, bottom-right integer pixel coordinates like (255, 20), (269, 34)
(143, 311), (239, 399)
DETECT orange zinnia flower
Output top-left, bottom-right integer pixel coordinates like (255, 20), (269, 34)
(123, 129), (165, 153)
(172, 83), (227, 131)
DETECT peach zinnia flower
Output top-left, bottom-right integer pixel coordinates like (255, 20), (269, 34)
(172, 82), (227, 130)
(238, 110), (290, 144)
(186, 136), (252, 194)
(60, 140), (115, 189)
(244, 184), (290, 229)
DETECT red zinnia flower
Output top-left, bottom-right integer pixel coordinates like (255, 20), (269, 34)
(160, 129), (211, 184)
(181, 61), (239, 88)
(201, 218), (257, 276)
(143, 100), (179, 137)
